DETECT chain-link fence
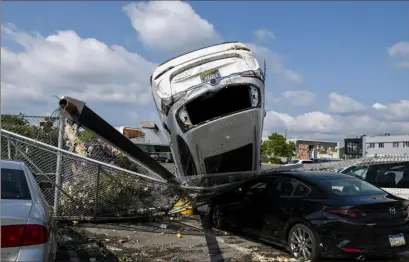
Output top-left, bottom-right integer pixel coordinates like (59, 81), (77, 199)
(3, 113), (409, 218)
(1, 127), (181, 221)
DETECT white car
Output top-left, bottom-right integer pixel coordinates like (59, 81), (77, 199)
(151, 42), (265, 178)
(1, 160), (57, 262)
(285, 159), (314, 166)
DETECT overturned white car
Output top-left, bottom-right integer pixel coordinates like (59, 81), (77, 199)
(150, 42), (266, 178)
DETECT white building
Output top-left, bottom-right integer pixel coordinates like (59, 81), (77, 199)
(363, 135), (409, 156)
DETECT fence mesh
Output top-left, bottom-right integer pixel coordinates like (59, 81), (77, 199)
(1, 128), (180, 221)
(2, 113), (409, 219)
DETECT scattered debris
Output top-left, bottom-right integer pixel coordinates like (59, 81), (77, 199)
(176, 233), (182, 238)
(106, 245), (123, 252)
(159, 224), (168, 229)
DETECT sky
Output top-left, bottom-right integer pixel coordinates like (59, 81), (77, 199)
(1, 1), (409, 143)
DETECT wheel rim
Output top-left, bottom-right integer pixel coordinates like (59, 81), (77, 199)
(212, 206), (220, 227)
(290, 227), (313, 260)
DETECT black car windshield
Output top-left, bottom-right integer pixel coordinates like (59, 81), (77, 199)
(1, 168), (31, 200)
(319, 177), (384, 196)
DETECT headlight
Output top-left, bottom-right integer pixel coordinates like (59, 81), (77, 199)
(249, 86), (259, 107)
(161, 91), (187, 116)
(178, 107), (192, 127)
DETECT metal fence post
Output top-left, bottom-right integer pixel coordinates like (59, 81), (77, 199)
(7, 136), (11, 159)
(94, 164), (101, 219)
(53, 114), (65, 216)
(14, 141), (19, 159)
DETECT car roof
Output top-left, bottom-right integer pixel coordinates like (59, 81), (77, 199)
(270, 171), (353, 183)
(0, 160), (25, 170)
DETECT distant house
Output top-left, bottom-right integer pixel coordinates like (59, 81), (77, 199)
(287, 139), (340, 160)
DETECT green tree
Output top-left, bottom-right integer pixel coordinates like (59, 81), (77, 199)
(79, 129), (97, 142)
(1, 115), (29, 126)
(261, 132), (295, 158)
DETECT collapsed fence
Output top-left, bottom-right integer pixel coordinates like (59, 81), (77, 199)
(2, 113), (409, 221)
(1, 127), (182, 221)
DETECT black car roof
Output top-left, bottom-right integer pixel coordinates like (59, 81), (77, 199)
(269, 171), (353, 183)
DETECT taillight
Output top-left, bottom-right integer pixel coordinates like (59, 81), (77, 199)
(240, 69), (264, 82)
(327, 208), (369, 219)
(1, 225), (25, 248)
(1, 225), (48, 248)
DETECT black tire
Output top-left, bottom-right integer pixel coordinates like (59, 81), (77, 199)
(288, 224), (320, 262)
(209, 204), (224, 229)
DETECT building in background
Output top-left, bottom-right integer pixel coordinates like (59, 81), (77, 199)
(344, 136), (364, 159)
(116, 121), (170, 154)
(344, 134), (409, 158)
(363, 135), (409, 156)
(287, 139), (340, 160)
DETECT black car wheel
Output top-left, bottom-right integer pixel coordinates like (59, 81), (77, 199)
(210, 205), (224, 229)
(288, 224), (319, 262)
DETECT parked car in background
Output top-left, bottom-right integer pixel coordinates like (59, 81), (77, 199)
(311, 158), (341, 163)
(1, 160), (57, 262)
(208, 171), (409, 261)
(151, 153), (174, 163)
(340, 160), (409, 199)
(285, 159), (314, 166)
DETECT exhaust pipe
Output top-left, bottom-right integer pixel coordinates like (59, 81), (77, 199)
(355, 255), (366, 261)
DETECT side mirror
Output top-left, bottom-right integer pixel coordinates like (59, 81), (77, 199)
(39, 181), (53, 189)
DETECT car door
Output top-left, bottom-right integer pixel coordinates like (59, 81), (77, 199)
(219, 180), (270, 228)
(262, 177), (308, 243)
(238, 179), (277, 230)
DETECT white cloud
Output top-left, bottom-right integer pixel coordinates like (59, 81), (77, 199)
(247, 44), (303, 84)
(281, 90), (316, 106)
(123, 1), (221, 53)
(328, 92), (366, 115)
(388, 41), (409, 69)
(1, 24), (156, 117)
(372, 100), (409, 121)
(263, 109), (409, 142)
(388, 41), (409, 57)
(253, 28), (275, 42)
(372, 103), (387, 110)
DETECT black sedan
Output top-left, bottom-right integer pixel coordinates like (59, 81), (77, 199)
(208, 171), (409, 261)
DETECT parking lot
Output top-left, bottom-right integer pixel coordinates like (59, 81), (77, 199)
(55, 215), (409, 262)
(51, 163), (409, 262)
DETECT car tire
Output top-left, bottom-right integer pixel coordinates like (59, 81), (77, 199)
(288, 224), (320, 262)
(209, 204), (224, 229)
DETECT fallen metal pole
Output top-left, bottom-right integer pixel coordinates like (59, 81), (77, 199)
(58, 96), (178, 184)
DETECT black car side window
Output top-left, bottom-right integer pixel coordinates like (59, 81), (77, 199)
(372, 162), (409, 188)
(274, 178), (297, 197)
(245, 182), (268, 196)
(293, 182), (311, 197)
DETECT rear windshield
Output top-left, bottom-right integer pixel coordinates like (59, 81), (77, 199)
(1, 168), (31, 200)
(319, 177), (384, 196)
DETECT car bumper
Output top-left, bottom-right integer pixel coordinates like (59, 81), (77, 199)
(320, 224), (409, 258)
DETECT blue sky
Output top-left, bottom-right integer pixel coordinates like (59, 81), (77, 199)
(2, 1), (409, 141)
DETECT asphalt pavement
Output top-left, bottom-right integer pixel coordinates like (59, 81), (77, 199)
(56, 216), (409, 262)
